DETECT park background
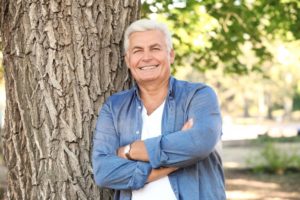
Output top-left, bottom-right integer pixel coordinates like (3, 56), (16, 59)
(0, 0), (300, 199)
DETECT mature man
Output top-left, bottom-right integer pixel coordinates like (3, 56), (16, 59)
(92, 19), (226, 200)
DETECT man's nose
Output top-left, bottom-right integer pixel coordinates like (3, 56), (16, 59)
(141, 50), (152, 61)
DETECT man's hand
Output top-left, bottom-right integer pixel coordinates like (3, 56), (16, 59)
(147, 167), (178, 183)
(181, 118), (193, 131)
(117, 146), (127, 159)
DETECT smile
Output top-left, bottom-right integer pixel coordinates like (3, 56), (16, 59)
(138, 65), (159, 70)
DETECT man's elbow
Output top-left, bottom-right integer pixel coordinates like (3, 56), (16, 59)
(93, 174), (105, 188)
(93, 172), (143, 190)
(191, 128), (221, 158)
(92, 158), (112, 188)
(93, 167), (109, 188)
(189, 147), (213, 159)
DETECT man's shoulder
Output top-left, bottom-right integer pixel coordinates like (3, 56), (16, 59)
(172, 78), (218, 107)
(106, 88), (135, 104)
(173, 77), (208, 93)
(172, 77), (217, 101)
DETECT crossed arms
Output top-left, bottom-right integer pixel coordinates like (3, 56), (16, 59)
(92, 86), (222, 190)
(117, 119), (194, 183)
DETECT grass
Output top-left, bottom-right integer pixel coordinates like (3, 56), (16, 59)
(247, 140), (300, 174)
(256, 135), (300, 143)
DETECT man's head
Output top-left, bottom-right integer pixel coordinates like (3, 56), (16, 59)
(124, 19), (173, 53)
(124, 19), (175, 85)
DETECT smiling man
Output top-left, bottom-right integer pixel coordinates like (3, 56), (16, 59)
(92, 19), (226, 200)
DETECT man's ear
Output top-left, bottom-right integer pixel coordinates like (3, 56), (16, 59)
(170, 49), (175, 64)
(125, 53), (130, 69)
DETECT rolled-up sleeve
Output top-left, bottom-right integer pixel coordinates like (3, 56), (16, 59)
(144, 86), (222, 168)
(92, 100), (152, 190)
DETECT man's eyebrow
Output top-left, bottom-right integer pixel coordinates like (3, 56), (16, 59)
(131, 46), (143, 50)
(150, 43), (162, 48)
(130, 43), (162, 51)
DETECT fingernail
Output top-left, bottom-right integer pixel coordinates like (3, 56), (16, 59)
(189, 118), (193, 125)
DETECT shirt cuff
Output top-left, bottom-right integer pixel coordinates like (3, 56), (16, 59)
(129, 161), (152, 190)
(144, 136), (169, 168)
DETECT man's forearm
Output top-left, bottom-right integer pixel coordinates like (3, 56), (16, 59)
(117, 140), (149, 161)
(147, 167), (178, 183)
(130, 140), (149, 161)
(117, 142), (178, 183)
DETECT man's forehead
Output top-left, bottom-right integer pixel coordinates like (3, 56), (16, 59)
(131, 43), (162, 49)
(129, 30), (164, 39)
(128, 30), (166, 47)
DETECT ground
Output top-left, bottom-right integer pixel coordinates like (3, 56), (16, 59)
(225, 168), (300, 200)
(0, 166), (299, 199)
(223, 139), (300, 200)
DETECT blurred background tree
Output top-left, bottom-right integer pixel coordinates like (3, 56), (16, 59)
(142, 0), (300, 73)
(141, 0), (300, 120)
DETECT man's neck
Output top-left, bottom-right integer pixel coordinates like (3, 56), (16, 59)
(138, 79), (169, 115)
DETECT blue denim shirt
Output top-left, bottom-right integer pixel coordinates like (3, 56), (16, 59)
(92, 76), (226, 200)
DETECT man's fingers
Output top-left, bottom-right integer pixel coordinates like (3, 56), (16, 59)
(181, 122), (188, 131)
(186, 118), (193, 129)
(117, 146), (125, 158)
(181, 118), (193, 131)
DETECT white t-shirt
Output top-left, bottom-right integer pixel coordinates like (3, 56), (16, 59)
(132, 101), (177, 200)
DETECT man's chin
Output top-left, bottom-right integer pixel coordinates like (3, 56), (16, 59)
(135, 76), (159, 84)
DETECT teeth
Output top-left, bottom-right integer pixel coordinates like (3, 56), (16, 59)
(140, 65), (158, 70)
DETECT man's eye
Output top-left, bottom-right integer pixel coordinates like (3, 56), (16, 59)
(152, 48), (160, 51)
(133, 50), (142, 54)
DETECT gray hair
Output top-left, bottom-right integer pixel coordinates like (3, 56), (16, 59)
(124, 19), (173, 53)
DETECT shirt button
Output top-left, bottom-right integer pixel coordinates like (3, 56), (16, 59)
(138, 106), (142, 109)
(136, 130), (140, 134)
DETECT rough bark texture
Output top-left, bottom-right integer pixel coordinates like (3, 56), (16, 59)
(0, 0), (139, 199)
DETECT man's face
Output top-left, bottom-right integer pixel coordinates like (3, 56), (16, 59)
(125, 30), (175, 85)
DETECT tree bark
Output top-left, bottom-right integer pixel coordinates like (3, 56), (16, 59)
(0, 0), (140, 199)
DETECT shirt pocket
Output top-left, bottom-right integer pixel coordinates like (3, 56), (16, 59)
(118, 115), (140, 146)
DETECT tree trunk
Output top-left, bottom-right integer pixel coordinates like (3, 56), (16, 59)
(0, 0), (140, 199)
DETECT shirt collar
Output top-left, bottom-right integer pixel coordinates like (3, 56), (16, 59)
(133, 76), (175, 100)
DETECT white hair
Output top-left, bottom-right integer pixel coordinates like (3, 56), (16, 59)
(124, 19), (173, 53)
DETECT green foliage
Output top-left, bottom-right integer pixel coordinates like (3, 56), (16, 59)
(142, 0), (300, 74)
(292, 154), (300, 169)
(248, 142), (300, 174)
(293, 91), (300, 111)
(256, 135), (300, 143)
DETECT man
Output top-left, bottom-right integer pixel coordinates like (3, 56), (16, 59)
(92, 19), (226, 200)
